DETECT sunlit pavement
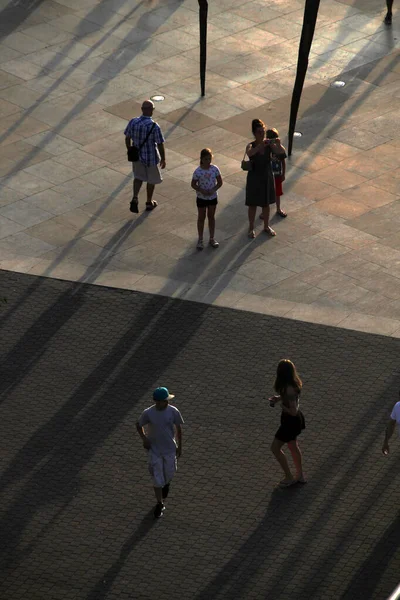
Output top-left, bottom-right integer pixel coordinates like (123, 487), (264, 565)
(1, 0), (400, 335)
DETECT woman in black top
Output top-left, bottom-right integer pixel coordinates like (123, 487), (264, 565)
(269, 359), (306, 487)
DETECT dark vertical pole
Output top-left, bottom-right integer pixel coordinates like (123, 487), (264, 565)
(199, 0), (208, 97)
(288, 0), (320, 156)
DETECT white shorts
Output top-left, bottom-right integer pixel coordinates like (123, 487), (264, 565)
(133, 162), (162, 185)
(148, 450), (177, 488)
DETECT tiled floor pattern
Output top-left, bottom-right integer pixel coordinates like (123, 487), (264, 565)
(1, 0), (400, 335)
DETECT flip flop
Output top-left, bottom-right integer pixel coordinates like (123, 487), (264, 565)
(279, 478), (296, 488)
(146, 200), (158, 211)
(276, 209), (287, 218)
(248, 229), (256, 239)
(264, 226), (276, 236)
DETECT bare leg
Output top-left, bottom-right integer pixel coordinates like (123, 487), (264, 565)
(248, 205), (257, 236)
(263, 204), (276, 235)
(262, 203), (270, 229)
(133, 178), (143, 198)
(146, 183), (155, 203)
(207, 205), (216, 240)
(197, 207), (206, 240)
(271, 438), (294, 480)
(287, 440), (304, 479)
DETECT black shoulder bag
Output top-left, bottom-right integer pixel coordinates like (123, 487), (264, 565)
(127, 122), (156, 163)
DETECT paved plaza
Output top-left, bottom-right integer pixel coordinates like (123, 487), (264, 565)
(0, 268), (399, 600)
(1, 0), (400, 598)
(0, 0), (400, 334)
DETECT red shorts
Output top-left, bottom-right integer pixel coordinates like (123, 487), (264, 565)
(274, 176), (283, 197)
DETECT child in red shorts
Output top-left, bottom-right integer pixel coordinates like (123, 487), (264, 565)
(260, 128), (287, 220)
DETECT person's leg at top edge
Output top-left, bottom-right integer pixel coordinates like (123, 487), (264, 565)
(385, 0), (393, 23)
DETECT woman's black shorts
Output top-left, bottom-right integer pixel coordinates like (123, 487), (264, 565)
(275, 410), (306, 443)
(196, 197), (218, 208)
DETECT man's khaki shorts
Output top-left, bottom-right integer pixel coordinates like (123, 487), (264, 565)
(148, 450), (177, 487)
(133, 161), (162, 185)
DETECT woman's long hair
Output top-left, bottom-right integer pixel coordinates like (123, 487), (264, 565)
(274, 359), (302, 395)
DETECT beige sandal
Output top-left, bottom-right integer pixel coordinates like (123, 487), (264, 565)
(264, 226), (276, 236)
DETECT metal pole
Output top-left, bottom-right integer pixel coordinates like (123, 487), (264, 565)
(387, 583), (400, 600)
(288, 0), (320, 156)
(199, 0), (208, 97)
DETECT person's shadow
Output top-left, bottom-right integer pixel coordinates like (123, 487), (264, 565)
(85, 509), (156, 600)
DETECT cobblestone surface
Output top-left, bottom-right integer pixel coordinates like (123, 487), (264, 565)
(0, 268), (399, 600)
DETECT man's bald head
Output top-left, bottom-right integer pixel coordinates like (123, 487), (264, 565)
(141, 100), (154, 116)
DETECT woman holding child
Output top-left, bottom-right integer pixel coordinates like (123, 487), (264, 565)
(245, 119), (287, 238)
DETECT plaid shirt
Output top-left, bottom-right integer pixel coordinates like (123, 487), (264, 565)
(124, 116), (164, 166)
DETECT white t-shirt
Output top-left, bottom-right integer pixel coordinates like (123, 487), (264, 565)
(138, 404), (184, 456)
(192, 165), (221, 200)
(390, 401), (400, 436)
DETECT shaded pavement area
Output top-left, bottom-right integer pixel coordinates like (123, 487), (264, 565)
(0, 268), (399, 599)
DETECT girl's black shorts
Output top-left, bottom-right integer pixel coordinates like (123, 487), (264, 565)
(197, 197), (218, 208)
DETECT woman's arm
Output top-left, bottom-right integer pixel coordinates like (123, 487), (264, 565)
(269, 395), (281, 406)
(246, 142), (264, 157)
(270, 139), (286, 158)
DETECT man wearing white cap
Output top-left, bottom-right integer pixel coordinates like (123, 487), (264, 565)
(136, 387), (184, 518)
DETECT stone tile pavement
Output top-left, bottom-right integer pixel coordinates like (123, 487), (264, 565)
(1, 0), (400, 337)
(0, 268), (399, 600)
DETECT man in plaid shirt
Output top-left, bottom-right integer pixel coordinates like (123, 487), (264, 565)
(124, 100), (166, 213)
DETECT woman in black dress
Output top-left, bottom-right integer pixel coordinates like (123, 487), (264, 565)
(269, 359), (306, 487)
(245, 119), (286, 238)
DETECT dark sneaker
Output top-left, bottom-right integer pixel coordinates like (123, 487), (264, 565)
(162, 483), (170, 499)
(154, 502), (165, 518)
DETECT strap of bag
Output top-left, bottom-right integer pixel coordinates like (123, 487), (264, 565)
(138, 122), (156, 151)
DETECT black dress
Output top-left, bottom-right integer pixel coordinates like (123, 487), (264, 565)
(275, 392), (306, 443)
(245, 141), (286, 207)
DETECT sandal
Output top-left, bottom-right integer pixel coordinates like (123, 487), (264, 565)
(276, 209), (287, 218)
(130, 197), (139, 214)
(197, 239), (204, 250)
(279, 478), (296, 488)
(296, 475), (307, 484)
(384, 12), (392, 24)
(209, 238), (219, 248)
(146, 200), (158, 211)
(264, 226), (276, 236)
(248, 229), (256, 239)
